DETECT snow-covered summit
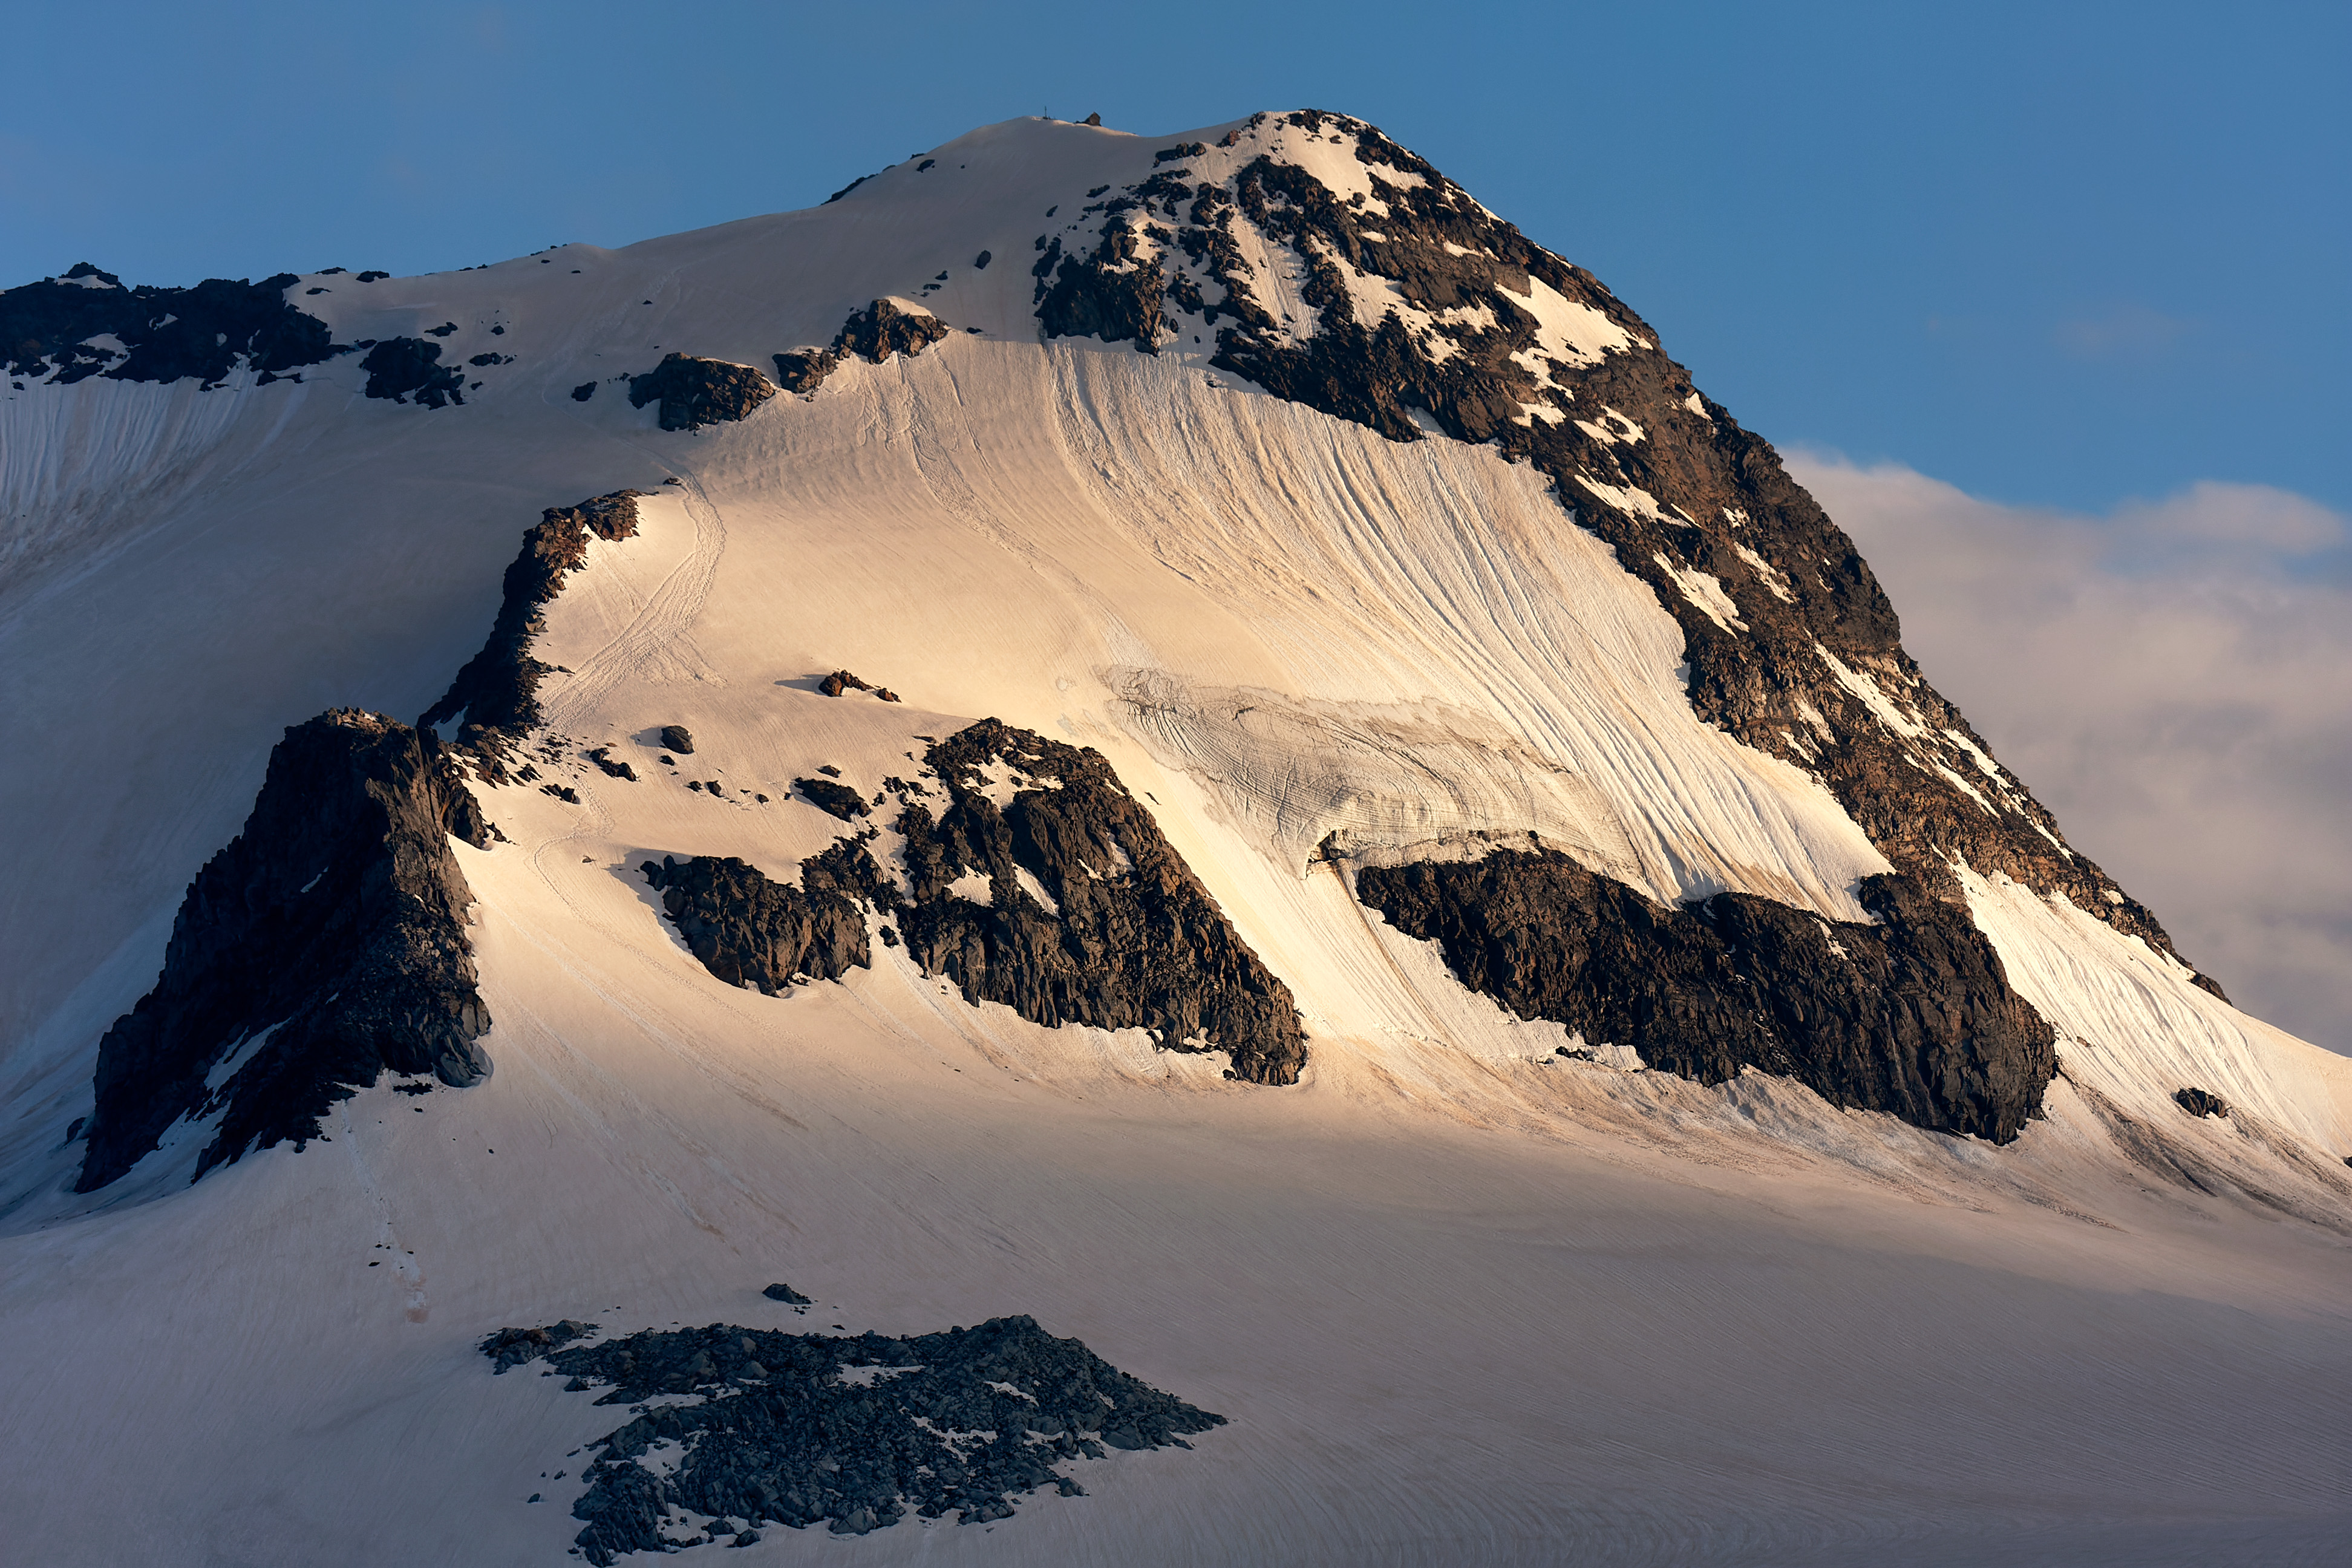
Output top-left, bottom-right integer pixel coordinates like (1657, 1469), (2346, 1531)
(2, 109), (2348, 1567)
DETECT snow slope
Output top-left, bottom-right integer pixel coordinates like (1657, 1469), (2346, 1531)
(2, 113), (2348, 1564)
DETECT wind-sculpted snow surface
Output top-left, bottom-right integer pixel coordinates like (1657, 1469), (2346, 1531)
(1357, 851), (2056, 1142)
(484, 1315), (1223, 1560)
(642, 720), (1307, 1086)
(75, 711), (492, 1191)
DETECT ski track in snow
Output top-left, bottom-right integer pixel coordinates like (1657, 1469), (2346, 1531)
(2, 113), (2349, 1567)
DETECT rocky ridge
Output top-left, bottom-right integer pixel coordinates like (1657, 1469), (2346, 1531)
(1357, 847), (2056, 1142)
(76, 711), (492, 1191)
(1024, 109), (2215, 995)
(642, 720), (1307, 1087)
(420, 489), (648, 780)
(772, 298), (950, 394)
(2, 263), (339, 388)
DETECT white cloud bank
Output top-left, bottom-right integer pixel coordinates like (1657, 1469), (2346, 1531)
(1788, 452), (2351, 1056)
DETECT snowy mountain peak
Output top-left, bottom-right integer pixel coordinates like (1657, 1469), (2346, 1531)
(3, 106), (2350, 1566)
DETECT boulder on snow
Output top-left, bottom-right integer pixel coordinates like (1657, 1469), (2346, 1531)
(817, 670), (897, 701)
(2174, 1086), (2230, 1119)
(659, 725), (694, 754)
(794, 777), (869, 821)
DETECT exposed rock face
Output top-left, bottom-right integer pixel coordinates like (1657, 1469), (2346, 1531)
(359, 336), (465, 407)
(74, 489), (665, 1191)
(483, 1313), (1222, 1560)
(1356, 848), (2056, 1143)
(2174, 1086), (2230, 1119)
(773, 300), (949, 394)
(834, 298), (950, 362)
(420, 491), (646, 779)
(1035, 223), (1169, 348)
(626, 353), (776, 431)
(641, 720), (1306, 1085)
(770, 347), (837, 392)
(897, 722), (1304, 1083)
(76, 711), (492, 1192)
(1, 263), (340, 388)
(1031, 109), (2217, 995)
(641, 844), (884, 994)
(658, 725), (694, 755)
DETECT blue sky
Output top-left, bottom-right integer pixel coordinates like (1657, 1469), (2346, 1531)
(4, 0), (2342, 514)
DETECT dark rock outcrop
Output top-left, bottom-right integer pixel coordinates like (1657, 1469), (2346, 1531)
(484, 1319), (597, 1373)
(642, 721), (1306, 1085)
(1356, 848), (2056, 1142)
(760, 1282), (812, 1305)
(76, 711), (492, 1191)
(419, 491), (646, 779)
(361, 336), (465, 407)
(770, 348), (837, 392)
(895, 722), (1304, 1083)
(659, 725), (694, 755)
(627, 354), (776, 431)
(832, 298), (950, 362)
(792, 777), (869, 821)
(484, 1313), (1221, 1561)
(2174, 1086), (2230, 1119)
(641, 843), (886, 995)
(1033, 109), (2218, 995)
(1, 263), (339, 388)
(1035, 225), (1166, 348)
(773, 301), (950, 395)
(816, 669), (896, 700)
